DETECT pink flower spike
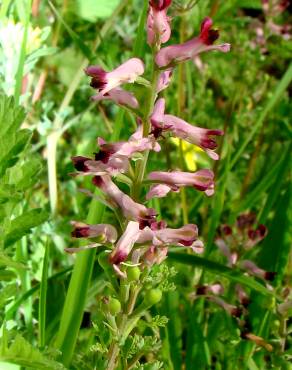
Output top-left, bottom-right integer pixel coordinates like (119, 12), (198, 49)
(156, 69), (173, 92)
(155, 17), (230, 68)
(147, 1), (172, 46)
(148, 169), (215, 195)
(85, 58), (144, 96)
(91, 87), (139, 109)
(163, 114), (224, 160)
(71, 221), (117, 242)
(93, 175), (157, 227)
(110, 221), (141, 264)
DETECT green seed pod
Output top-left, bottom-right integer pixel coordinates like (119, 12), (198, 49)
(144, 289), (162, 306)
(127, 266), (141, 282)
(108, 297), (121, 315)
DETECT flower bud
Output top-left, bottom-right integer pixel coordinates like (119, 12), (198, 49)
(144, 289), (162, 306)
(127, 266), (141, 282)
(108, 297), (121, 315)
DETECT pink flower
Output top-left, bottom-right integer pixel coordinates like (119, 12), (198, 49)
(240, 260), (276, 281)
(110, 221), (141, 264)
(144, 245), (168, 265)
(147, 169), (215, 196)
(207, 296), (242, 317)
(72, 155), (129, 176)
(137, 223), (204, 253)
(163, 114), (224, 160)
(71, 131), (160, 176)
(93, 175), (157, 227)
(149, 100), (223, 159)
(91, 87), (139, 109)
(71, 221), (117, 242)
(85, 58), (144, 97)
(155, 17), (230, 68)
(147, 0), (172, 46)
(146, 183), (174, 199)
(156, 70), (173, 92)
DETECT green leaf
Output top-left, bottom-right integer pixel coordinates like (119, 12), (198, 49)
(0, 252), (26, 270)
(0, 335), (66, 370)
(13, 157), (43, 191)
(4, 209), (49, 248)
(257, 187), (291, 285)
(167, 252), (273, 296)
(69, 0), (120, 22)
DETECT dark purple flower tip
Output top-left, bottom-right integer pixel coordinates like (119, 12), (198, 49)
(94, 149), (113, 163)
(92, 175), (104, 187)
(247, 229), (257, 240)
(201, 137), (218, 150)
(71, 226), (90, 238)
(231, 307), (243, 317)
(150, 0), (172, 10)
(139, 211), (157, 230)
(222, 225), (232, 236)
(150, 220), (167, 230)
(237, 213), (256, 229)
(85, 66), (107, 90)
(264, 272), (276, 281)
(179, 239), (195, 247)
(109, 250), (128, 265)
(241, 297), (251, 308)
(71, 156), (90, 172)
(193, 183), (210, 192)
(196, 286), (208, 295)
(257, 224), (267, 238)
(200, 17), (219, 45)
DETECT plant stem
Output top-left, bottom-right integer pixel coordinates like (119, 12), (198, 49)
(177, 16), (189, 225)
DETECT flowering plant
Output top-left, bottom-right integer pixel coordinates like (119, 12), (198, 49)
(66, 1), (230, 368)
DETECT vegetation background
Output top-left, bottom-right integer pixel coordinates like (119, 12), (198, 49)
(0, 0), (291, 369)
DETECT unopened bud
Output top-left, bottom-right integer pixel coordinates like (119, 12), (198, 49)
(108, 297), (121, 315)
(127, 266), (141, 282)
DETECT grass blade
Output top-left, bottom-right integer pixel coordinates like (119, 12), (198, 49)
(230, 63), (292, 169)
(38, 241), (49, 348)
(167, 252), (273, 296)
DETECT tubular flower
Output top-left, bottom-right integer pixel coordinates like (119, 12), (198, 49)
(110, 221), (141, 264)
(85, 58), (145, 97)
(163, 114), (224, 160)
(91, 87), (139, 109)
(71, 221), (118, 242)
(147, 169), (215, 196)
(155, 17), (230, 68)
(147, 0), (172, 46)
(137, 223), (204, 253)
(240, 260), (276, 281)
(93, 175), (157, 227)
(71, 155), (129, 176)
(71, 132), (160, 177)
